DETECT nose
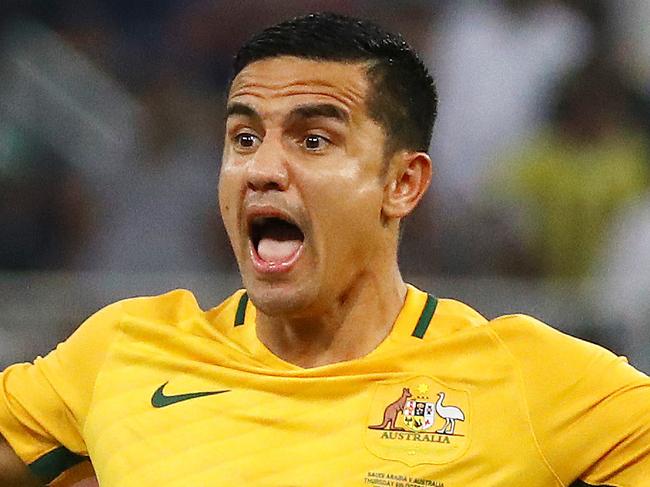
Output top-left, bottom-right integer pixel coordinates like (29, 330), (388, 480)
(246, 135), (289, 192)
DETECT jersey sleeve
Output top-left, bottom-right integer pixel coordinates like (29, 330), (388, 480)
(491, 315), (650, 486)
(0, 300), (124, 485)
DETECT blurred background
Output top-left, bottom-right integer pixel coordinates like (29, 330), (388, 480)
(1, 0), (649, 372)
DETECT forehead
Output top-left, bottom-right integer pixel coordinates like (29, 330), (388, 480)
(228, 57), (371, 117)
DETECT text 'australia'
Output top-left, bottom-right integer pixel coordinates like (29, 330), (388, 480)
(380, 431), (451, 444)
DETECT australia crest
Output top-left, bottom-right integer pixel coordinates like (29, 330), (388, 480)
(364, 377), (470, 466)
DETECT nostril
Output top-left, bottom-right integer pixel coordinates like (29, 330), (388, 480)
(247, 180), (283, 192)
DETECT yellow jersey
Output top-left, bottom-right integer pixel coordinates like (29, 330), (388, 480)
(0, 285), (649, 486)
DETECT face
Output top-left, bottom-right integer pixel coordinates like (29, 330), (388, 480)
(219, 56), (391, 317)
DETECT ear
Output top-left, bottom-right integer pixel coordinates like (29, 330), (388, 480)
(382, 151), (432, 220)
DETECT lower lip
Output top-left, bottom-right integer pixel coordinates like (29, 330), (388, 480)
(248, 240), (305, 274)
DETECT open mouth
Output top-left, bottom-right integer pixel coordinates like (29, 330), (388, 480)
(249, 216), (305, 270)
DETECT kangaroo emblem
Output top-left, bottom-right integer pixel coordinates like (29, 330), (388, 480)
(368, 387), (412, 431)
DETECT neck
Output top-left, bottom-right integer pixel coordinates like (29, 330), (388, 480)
(255, 264), (407, 368)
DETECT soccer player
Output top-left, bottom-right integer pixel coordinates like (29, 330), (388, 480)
(1, 12), (649, 486)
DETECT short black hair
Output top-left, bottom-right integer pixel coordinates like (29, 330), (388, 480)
(232, 12), (437, 155)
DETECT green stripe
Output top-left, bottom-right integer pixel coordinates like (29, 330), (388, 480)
(29, 447), (86, 482)
(234, 292), (249, 326)
(411, 294), (438, 339)
(569, 481), (614, 487)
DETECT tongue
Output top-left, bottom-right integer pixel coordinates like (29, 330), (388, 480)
(257, 238), (301, 263)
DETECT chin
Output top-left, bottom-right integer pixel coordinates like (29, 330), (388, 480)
(244, 279), (317, 318)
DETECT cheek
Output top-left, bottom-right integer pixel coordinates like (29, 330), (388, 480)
(313, 175), (384, 246)
(218, 164), (243, 238)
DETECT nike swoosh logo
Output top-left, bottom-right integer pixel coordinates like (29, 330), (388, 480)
(151, 381), (230, 408)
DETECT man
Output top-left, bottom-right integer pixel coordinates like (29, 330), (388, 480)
(1, 12), (649, 486)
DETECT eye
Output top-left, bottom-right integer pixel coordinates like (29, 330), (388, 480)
(302, 134), (330, 151)
(233, 133), (261, 151)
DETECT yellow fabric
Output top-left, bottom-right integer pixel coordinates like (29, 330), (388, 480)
(0, 286), (649, 486)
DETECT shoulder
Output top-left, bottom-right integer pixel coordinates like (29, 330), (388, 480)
(486, 313), (606, 358)
(434, 297), (488, 331)
(57, 289), (244, 351)
(484, 312), (649, 412)
(428, 294), (621, 373)
(484, 313), (636, 381)
(424, 297), (615, 372)
(103, 288), (245, 328)
(485, 317), (650, 483)
(117, 289), (203, 322)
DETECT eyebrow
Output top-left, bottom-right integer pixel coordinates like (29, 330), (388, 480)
(225, 101), (350, 125)
(225, 102), (260, 122)
(288, 103), (350, 124)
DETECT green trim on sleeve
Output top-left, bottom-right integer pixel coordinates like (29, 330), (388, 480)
(28, 446), (87, 483)
(411, 294), (438, 339)
(234, 292), (249, 327)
